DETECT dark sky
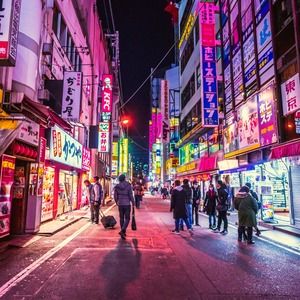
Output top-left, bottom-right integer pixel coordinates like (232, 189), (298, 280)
(100, 0), (175, 161)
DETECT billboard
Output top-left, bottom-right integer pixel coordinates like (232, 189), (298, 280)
(119, 138), (128, 174)
(98, 122), (110, 153)
(101, 74), (113, 122)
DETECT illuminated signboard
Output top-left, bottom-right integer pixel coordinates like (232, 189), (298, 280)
(179, 13), (196, 48)
(61, 71), (82, 122)
(112, 142), (118, 177)
(161, 80), (169, 142)
(98, 122), (110, 153)
(199, 1), (219, 127)
(50, 125), (82, 169)
(281, 73), (300, 116)
(101, 74), (113, 121)
(119, 138), (128, 174)
(82, 147), (91, 171)
(0, 0), (21, 66)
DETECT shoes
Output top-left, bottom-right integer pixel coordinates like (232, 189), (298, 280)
(247, 240), (255, 245)
(220, 230), (228, 235)
(189, 229), (194, 236)
(179, 226), (184, 231)
(213, 228), (220, 233)
(195, 224), (201, 227)
(172, 230), (180, 235)
(255, 230), (261, 237)
(118, 231), (126, 240)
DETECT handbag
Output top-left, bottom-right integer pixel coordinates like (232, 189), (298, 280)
(131, 206), (137, 231)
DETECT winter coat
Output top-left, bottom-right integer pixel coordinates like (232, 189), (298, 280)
(234, 192), (258, 227)
(216, 185), (229, 212)
(170, 186), (188, 219)
(92, 182), (103, 205)
(134, 184), (143, 196)
(114, 181), (134, 206)
(204, 190), (217, 214)
(192, 187), (201, 206)
(182, 183), (193, 204)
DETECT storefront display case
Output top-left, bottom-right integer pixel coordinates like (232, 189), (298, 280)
(41, 167), (55, 222)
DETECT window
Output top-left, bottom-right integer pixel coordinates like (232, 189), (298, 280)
(180, 32), (195, 73)
(180, 0), (194, 35)
(196, 64), (201, 89)
(181, 74), (195, 109)
(52, 6), (60, 37)
(273, 0), (293, 34)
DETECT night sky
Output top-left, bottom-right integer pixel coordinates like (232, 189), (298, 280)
(99, 0), (175, 162)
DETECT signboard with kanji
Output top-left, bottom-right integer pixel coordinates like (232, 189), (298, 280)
(98, 122), (110, 153)
(50, 125), (82, 169)
(61, 71), (82, 122)
(0, 0), (21, 66)
(101, 74), (113, 121)
(281, 73), (300, 116)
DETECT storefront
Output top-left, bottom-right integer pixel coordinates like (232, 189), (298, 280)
(41, 125), (84, 222)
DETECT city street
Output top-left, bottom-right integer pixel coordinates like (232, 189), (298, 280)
(0, 195), (299, 300)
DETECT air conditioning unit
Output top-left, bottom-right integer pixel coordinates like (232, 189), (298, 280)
(38, 89), (50, 101)
(42, 43), (53, 56)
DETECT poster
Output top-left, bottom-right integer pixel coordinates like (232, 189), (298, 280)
(243, 33), (255, 67)
(232, 50), (242, 79)
(281, 73), (300, 116)
(256, 12), (272, 53)
(0, 155), (15, 238)
(257, 85), (278, 146)
(223, 114), (238, 154)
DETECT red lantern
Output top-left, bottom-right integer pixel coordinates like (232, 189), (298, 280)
(19, 145), (26, 156)
(24, 147), (31, 157)
(33, 150), (38, 158)
(13, 143), (21, 154)
(29, 149), (34, 158)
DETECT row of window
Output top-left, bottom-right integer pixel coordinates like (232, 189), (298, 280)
(52, 6), (82, 72)
(180, 101), (201, 138)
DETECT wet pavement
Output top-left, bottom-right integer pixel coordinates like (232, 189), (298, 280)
(0, 195), (299, 300)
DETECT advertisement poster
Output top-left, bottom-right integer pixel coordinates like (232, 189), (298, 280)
(262, 194), (274, 222)
(232, 50), (242, 79)
(256, 12), (271, 53)
(281, 73), (300, 116)
(98, 122), (110, 153)
(223, 114), (238, 154)
(41, 166), (54, 222)
(0, 154), (15, 238)
(237, 96), (260, 150)
(257, 85), (278, 146)
(243, 33), (255, 67)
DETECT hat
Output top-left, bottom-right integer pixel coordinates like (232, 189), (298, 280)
(119, 174), (126, 182)
(94, 176), (100, 181)
(239, 186), (250, 193)
(217, 180), (223, 185)
(245, 182), (251, 189)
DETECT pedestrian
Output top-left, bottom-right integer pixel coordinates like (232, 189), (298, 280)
(133, 181), (143, 209)
(245, 182), (262, 236)
(204, 183), (218, 229)
(84, 179), (96, 222)
(180, 178), (193, 230)
(192, 181), (201, 226)
(161, 186), (168, 199)
(170, 180), (193, 236)
(234, 185), (258, 244)
(213, 180), (229, 235)
(114, 174), (135, 239)
(91, 176), (103, 224)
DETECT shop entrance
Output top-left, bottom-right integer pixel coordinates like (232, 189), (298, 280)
(10, 160), (29, 234)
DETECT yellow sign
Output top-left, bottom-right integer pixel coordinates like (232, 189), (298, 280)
(119, 138), (128, 174)
(179, 13), (196, 48)
(176, 161), (197, 174)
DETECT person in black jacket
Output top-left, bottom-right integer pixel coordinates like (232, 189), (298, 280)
(192, 181), (201, 226)
(180, 179), (193, 230)
(213, 180), (229, 235)
(170, 180), (194, 236)
(204, 183), (218, 229)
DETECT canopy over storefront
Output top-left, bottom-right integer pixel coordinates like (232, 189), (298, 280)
(270, 139), (300, 160)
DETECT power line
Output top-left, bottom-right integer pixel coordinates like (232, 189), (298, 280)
(119, 41), (176, 109)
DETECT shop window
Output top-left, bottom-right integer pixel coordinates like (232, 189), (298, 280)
(274, 21), (295, 60)
(52, 6), (60, 38)
(180, 0), (193, 35)
(273, 0), (293, 34)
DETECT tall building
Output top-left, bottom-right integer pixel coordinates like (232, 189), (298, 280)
(0, 1), (118, 238)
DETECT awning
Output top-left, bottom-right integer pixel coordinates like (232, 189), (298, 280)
(0, 119), (22, 156)
(270, 140), (300, 160)
(199, 156), (217, 173)
(21, 99), (72, 131)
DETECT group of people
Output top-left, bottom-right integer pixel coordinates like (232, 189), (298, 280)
(169, 178), (261, 244)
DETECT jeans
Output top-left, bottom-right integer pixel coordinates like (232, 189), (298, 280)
(175, 217), (191, 231)
(180, 204), (193, 228)
(119, 205), (131, 233)
(135, 195), (142, 209)
(217, 211), (228, 231)
(192, 205), (199, 225)
(208, 213), (216, 227)
(90, 204), (100, 223)
(238, 226), (253, 241)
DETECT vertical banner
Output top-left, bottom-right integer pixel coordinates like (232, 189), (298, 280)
(0, 155), (16, 238)
(161, 80), (169, 142)
(61, 71), (82, 122)
(101, 74), (113, 122)
(98, 122), (110, 153)
(82, 147), (91, 171)
(199, 1), (219, 127)
(281, 73), (300, 116)
(118, 138), (128, 174)
(0, 0), (21, 66)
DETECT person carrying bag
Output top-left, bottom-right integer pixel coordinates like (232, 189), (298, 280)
(131, 206), (137, 231)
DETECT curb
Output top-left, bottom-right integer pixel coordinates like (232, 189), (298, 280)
(199, 212), (300, 254)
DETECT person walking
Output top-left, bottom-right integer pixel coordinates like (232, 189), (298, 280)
(114, 174), (135, 239)
(181, 179), (193, 230)
(234, 185), (258, 244)
(91, 176), (103, 224)
(133, 181), (143, 209)
(84, 179), (96, 223)
(204, 183), (218, 229)
(170, 180), (194, 236)
(213, 180), (229, 235)
(245, 182), (262, 236)
(192, 181), (201, 226)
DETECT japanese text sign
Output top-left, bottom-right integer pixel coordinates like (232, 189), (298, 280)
(61, 71), (82, 122)
(98, 122), (110, 153)
(281, 73), (300, 116)
(18, 119), (39, 146)
(101, 74), (113, 121)
(50, 125), (82, 169)
(82, 147), (91, 171)
(0, 0), (21, 66)
(257, 85), (277, 146)
(199, 1), (219, 127)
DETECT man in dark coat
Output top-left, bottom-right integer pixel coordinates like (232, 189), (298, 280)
(204, 183), (218, 229)
(170, 180), (194, 236)
(213, 180), (229, 235)
(235, 185), (258, 244)
(192, 181), (201, 226)
(180, 178), (193, 230)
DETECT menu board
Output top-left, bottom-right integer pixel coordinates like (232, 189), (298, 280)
(0, 155), (16, 238)
(41, 167), (55, 222)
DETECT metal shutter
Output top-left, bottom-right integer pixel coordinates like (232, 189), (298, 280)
(291, 166), (300, 228)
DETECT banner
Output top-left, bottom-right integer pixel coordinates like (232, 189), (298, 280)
(61, 71), (82, 122)
(82, 147), (91, 171)
(281, 73), (300, 116)
(98, 122), (110, 153)
(0, 155), (15, 238)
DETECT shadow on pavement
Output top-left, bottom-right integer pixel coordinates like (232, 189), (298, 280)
(100, 237), (141, 299)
